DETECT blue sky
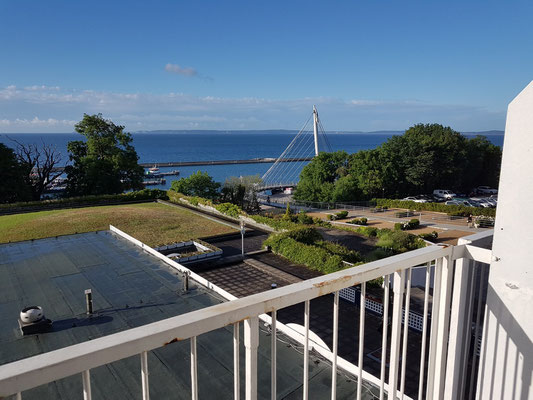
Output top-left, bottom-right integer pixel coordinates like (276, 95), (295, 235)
(1, 0), (532, 133)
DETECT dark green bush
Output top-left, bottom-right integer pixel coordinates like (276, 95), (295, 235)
(297, 211), (314, 225)
(283, 227), (322, 245)
(350, 217), (367, 225)
(264, 235), (345, 274)
(376, 230), (425, 253)
(394, 222), (404, 231)
(419, 231), (439, 241)
(315, 240), (362, 263)
(335, 210), (349, 219)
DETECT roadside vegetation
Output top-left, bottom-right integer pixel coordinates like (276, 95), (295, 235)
(0, 202), (235, 246)
(374, 198), (496, 217)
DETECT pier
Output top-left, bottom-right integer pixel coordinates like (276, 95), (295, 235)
(51, 157), (312, 173)
(138, 157), (312, 168)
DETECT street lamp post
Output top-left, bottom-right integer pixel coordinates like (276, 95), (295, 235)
(240, 221), (245, 257)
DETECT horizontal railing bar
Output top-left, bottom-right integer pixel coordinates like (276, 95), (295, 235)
(0, 244), (453, 396)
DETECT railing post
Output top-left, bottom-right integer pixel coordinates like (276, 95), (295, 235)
(331, 292), (339, 400)
(234, 322), (240, 400)
(140, 351), (150, 400)
(82, 370), (92, 400)
(191, 337), (198, 400)
(388, 269), (406, 399)
(303, 300), (310, 400)
(445, 237), (476, 399)
(244, 317), (259, 400)
(271, 311), (277, 400)
(427, 254), (454, 399)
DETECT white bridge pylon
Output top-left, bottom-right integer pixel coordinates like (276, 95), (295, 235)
(260, 106), (332, 190)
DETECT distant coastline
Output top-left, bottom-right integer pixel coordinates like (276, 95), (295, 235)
(2, 129), (505, 136)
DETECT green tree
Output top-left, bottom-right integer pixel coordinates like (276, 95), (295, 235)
(170, 171), (220, 199)
(0, 143), (30, 203)
(9, 139), (63, 200)
(294, 123), (502, 201)
(221, 175), (262, 211)
(65, 114), (144, 196)
(294, 151), (349, 202)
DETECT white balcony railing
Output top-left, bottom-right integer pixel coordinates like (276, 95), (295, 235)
(0, 227), (493, 400)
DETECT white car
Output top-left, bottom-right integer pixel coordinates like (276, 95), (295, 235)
(433, 189), (456, 200)
(476, 186), (498, 195)
(402, 196), (428, 203)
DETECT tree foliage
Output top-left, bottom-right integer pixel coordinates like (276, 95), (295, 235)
(220, 175), (261, 211)
(0, 143), (30, 203)
(8, 138), (63, 201)
(65, 114), (144, 196)
(170, 171), (220, 199)
(295, 124), (502, 202)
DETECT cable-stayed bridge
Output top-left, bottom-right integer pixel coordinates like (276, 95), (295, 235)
(258, 106), (332, 191)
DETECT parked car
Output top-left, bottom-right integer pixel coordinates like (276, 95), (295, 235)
(445, 200), (463, 206)
(402, 196), (428, 203)
(470, 197), (494, 208)
(433, 189), (456, 200)
(475, 186), (498, 195)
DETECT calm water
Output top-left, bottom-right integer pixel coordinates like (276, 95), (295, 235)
(0, 131), (504, 190)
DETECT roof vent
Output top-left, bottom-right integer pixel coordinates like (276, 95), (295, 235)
(18, 306), (52, 335)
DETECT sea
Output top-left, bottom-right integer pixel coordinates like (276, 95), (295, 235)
(0, 131), (504, 191)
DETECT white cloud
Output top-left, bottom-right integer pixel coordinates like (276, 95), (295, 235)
(164, 63), (197, 77)
(0, 84), (505, 133)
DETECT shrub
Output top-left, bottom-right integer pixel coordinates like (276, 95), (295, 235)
(335, 210), (349, 219)
(214, 202), (242, 218)
(264, 235), (345, 274)
(349, 217), (367, 225)
(248, 214), (299, 231)
(419, 231), (439, 242)
(395, 218), (420, 231)
(376, 230), (425, 253)
(282, 202), (294, 221)
(313, 218), (332, 228)
(327, 214), (336, 221)
(297, 211), (314, 225)
(315, 240), (362, 263)
(283, 227), (322, 245)
(356, 226), (378, 237)
(408, 218), (420, 229)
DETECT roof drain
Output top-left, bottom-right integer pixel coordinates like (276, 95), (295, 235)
(19, 306), (52, 335)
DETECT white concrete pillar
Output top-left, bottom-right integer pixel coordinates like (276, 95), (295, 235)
(477, 81), (533, 400)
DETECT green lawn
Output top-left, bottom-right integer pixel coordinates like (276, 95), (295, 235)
(0, 202), (236, 246)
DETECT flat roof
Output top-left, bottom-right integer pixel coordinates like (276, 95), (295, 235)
(0, 232), (378, 399)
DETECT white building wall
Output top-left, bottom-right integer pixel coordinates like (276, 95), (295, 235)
(477, 81), (533, 400)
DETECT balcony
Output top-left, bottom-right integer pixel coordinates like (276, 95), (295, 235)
(0, 226), (493, 399)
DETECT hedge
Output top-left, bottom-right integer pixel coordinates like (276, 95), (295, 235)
(373, 198), (495, 217)
(0, 189), (168, 214)
(264, 235), (346, 274)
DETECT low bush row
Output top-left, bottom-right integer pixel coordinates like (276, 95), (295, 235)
(349, 217), (368, 226)
(373, 198), (495, 217)
(0, 189), (168, 214)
